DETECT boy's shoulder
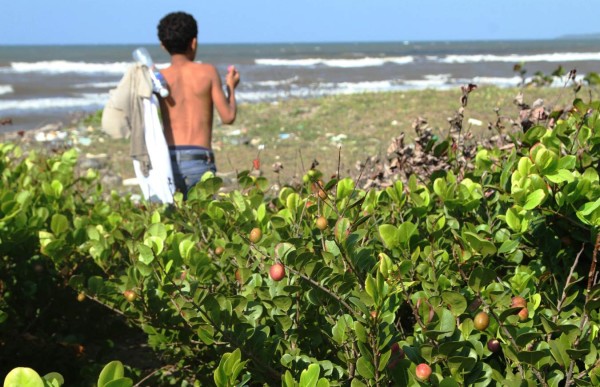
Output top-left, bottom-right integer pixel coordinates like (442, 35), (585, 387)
(186, 62), (218, 76)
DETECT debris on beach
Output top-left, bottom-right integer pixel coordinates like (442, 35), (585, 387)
(329, 133), (347, 144)
(353, 88), (550, 190)
(222, 127), (251, 145)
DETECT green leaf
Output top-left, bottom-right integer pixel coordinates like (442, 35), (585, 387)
(441, 291), (467, 316)
(98, 361), (125, 387)
(50, 214), (69, 235)
(350, 379), (367, 387)
(272, 296), (293, 311)
(197, 325), (215, 345)
(104, 378), (133, 387)
(334, 217), (351, 244)
(433, 178), (447, 198)
(439, 341), (467, 356)
(355, 357), (375, 379)
(316, 378), (330, 387)
(42, 372), (64, 387)
(378, 224), (398, 249)
(549, 335), (571, 367)
(283, 371), (296, 387)
(299, 364), (320, 387)
(505, 207), (521, 231)
(397, 222), (417, 245)
(468, 267), (496, 292)
(3, 367), (45, 387)
(547, 370), (565, 387)
(179, 239), (195, 260)
(448, 356), (476, 373)
(517, 350), (551, 366)
(439, 378), (460, 387)
(365, 275), (377, 302)
(336, 178), (355, 200)
(464, 232), (496, 257)
(578, 197), (600, 216)
(498, 239), (519, 254)
(144, 236), (164, 255)
(137, 244), (154, 265)
(546, 169), (575, 184)
(146, 223), (167, 239)
(523, 189), (546, 210)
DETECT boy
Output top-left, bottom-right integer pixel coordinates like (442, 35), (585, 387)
(157, 11), (240, 196)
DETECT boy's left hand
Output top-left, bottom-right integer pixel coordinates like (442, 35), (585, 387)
(226, 65), (240, 89)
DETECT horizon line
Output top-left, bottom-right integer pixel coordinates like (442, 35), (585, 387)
(0, 36), (593, 47)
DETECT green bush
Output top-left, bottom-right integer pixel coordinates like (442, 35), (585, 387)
(3, 96), (600, 386)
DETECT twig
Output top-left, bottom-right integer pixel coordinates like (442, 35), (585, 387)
(586, 233), (600, 297)
(556, 244), (585, 318)
(133, 365), (174, 387)
(566, 233), (600, 386)
(286, 266), (358, 318)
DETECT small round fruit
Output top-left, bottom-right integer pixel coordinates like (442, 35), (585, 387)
(316, 216), (328, 231)
(307, 169), (320, 179)
(77, 292), (86, 302)
(391, 342), (405, 359)
(123, 290), (137, 302)
(487, 339), (501, 353)
(249, 227), (262, 243)
(370, 310), (377, 319)
(415, 363), (432, 381)
(269, 263), (285, 281)
(235, 269), (242, 284)
(474, 311), (490, 331)
(518, 307), (529, 321)
(317, 189), (328, 200)
(215, 246), (225, 256)
(511, 296), (527, 309)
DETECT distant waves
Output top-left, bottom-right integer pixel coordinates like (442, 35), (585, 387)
(255, 52), (600, 67)
(2, 51), (600, 76)
(1, 42), (600, 131)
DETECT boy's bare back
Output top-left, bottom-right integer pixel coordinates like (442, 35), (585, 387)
(160, 62), (237, 149)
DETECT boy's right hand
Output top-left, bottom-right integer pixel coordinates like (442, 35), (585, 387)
(226, 65), (240, 89)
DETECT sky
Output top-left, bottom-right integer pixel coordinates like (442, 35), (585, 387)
(0, 0), (596, 45)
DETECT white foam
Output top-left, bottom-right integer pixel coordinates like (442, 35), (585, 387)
(439, 52), (600, 64)
(0, 93), (107, 112)
(402, 74), (452, 88)
(3, 61), (132, 75)
(0, 85), (14, 95)
(255, 56), (414, 68)
(238, 71), (589, 103)
(470, 76), (523, 87)
(73, 81), (120, 89)
(255, 76), (299, 87)
(238, 80), (407, 102)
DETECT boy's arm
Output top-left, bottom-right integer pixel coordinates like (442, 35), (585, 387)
(210, 65), (239, 124)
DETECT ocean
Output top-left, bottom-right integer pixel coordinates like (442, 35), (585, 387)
(1, 40), (600, 132)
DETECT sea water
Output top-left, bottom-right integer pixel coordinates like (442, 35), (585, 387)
(1, 39), (600, 132)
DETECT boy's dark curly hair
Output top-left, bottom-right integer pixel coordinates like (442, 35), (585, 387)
(157, 12), (198, 55)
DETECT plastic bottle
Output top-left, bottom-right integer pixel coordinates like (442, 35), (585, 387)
(132, 47), (169, 98)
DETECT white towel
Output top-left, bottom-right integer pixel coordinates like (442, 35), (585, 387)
(133, 94), (175, 203)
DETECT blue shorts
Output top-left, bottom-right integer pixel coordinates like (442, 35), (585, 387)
(169, 145), (216, 197)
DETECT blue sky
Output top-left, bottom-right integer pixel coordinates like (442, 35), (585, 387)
(0, 0), (595, 45)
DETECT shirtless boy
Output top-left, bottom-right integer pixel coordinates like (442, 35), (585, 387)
(157, 12), (240, 196)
